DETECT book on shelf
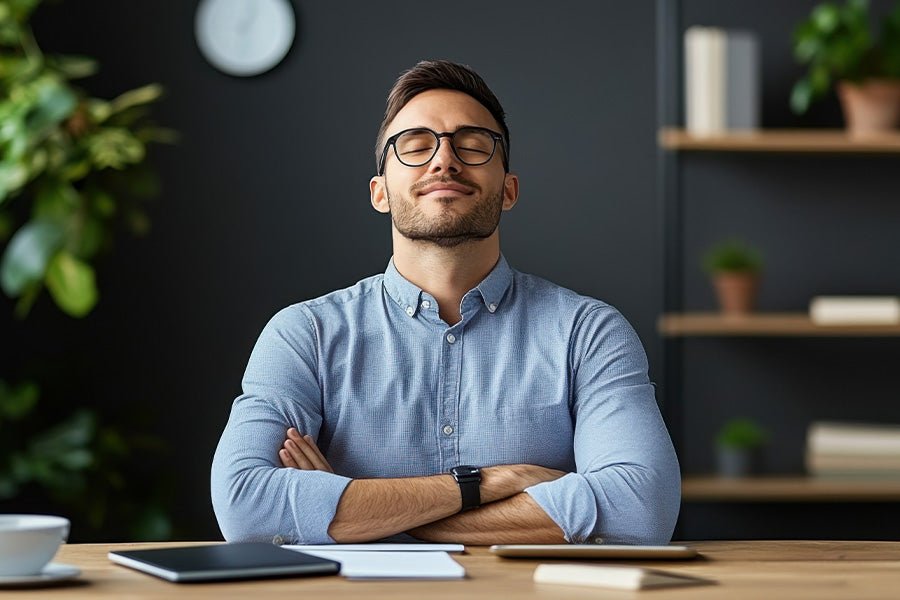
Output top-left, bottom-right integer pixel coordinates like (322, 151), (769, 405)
(808, 421), (900, 455)
(809, 296), (900, 325)
(684, 27), (759, 136)
(807, 421), (900, 477)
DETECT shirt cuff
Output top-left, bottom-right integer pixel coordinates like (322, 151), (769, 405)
(525, 473), (601, 544)
(286, 470), (353, 544)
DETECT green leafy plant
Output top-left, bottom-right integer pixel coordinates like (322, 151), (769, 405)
(703, 239), (763, 274)
(0, 0), (176, 317)
(791, 0), (900, 114)
(0, 0), (175, 541)
(716, 418), (769, 450)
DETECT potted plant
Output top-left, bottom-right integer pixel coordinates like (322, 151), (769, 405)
(716, 418), (768, 478)
(791, 0), (900, 135)
(703, 239), (762, 314)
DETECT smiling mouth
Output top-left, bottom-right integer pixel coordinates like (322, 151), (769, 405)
(419, 188), (473, 197)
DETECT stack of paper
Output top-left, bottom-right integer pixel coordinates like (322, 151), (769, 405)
(809, 296), (900, 325)
(534, 564), (712, 590)
(807, 422), (900, 476)
(284, 544), (465, 580)
(684, 27), (759, 135)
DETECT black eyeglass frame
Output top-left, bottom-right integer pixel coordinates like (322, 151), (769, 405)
(377, 126), (509, 176)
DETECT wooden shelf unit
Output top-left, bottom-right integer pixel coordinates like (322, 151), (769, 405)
(658, 312), (900, 337)
(659, 127), (900, 153)
(683, 475), (900, 502)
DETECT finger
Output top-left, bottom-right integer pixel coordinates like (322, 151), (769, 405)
(284, 439), (316, 469)
(279, 448), (298, 468)
(303, 435), (334, 473)
(292, 436), (331, 472)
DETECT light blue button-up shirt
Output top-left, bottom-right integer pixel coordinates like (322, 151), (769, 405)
(211, 255), (680, 545)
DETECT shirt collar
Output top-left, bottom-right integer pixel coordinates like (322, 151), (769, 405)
(383, 254), (513, 317)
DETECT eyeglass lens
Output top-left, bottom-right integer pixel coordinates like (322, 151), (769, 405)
(395, 128), (496, 167)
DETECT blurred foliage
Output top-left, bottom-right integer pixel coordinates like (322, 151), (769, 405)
(0, 379), (173, 540)
(791, 0), (900, 113)
(703, 238), (763, 274)
(0, 0), (176, 541)
(0, 0), (176, 317)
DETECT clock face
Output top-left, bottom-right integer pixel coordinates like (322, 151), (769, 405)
(195, 0), (296, 77)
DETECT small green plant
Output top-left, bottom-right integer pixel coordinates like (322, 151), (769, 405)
(716, 418), (768, 450)
(703, 239), (762, 274)
(791, 0), (900, 114)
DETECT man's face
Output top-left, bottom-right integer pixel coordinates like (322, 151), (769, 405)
(370, 89), (518, 248)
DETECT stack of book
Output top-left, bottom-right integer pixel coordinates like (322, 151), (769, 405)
(683, 27), (760, 135)
(809, 296), (900, 325)
(807, 422), (900, 477)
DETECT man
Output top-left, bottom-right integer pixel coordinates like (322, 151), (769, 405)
(211, 60), (680, 545)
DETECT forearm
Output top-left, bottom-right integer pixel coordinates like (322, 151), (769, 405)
(407, 493), (566, 544)
(327, 465), (537, 542)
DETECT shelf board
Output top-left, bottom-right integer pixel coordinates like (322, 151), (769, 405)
(659, 312), (900, 337)
(683, 475), (900, 502)
(659, 127), (900, 153)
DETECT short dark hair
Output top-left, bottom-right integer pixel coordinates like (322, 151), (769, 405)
(375, 60), (510, 172)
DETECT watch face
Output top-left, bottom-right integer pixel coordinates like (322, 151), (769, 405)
(452, 465), (480, 478)
(195, 0), (296, 77)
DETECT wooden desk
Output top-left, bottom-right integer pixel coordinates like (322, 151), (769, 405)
(8, 541), (900, 598)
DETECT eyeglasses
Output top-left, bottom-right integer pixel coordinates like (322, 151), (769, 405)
(377, 126), (508, 175)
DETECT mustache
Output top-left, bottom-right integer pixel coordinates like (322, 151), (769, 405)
(410, 175), (481, 194)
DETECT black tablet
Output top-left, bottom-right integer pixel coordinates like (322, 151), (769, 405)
(108, 542), (341, 583)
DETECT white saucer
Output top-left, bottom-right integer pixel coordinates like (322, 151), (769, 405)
(0, 563), (81, 586)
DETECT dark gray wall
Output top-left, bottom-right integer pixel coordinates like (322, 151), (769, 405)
(7, 0), (896, 543)
(671, 0), (900, 539)
(5, 1), (659, 539)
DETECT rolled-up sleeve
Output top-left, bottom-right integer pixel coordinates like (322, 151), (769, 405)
(525, 306), (681, 545)
(211, 305), (352, 544)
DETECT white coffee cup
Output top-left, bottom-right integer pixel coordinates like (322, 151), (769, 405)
(0, 514), (70, 576)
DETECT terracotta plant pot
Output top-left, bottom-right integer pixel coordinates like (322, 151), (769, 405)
(837, 79), (900, 136)
(713, 272), (758, 314)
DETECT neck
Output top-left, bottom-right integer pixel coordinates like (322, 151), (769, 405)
(391, 227), (501, 325)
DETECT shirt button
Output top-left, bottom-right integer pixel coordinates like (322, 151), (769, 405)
(272, 535), (285, 545)
(488, 303), (497, 312)
(442, 425), (454, 435)
(594, 537), (604, 544)
(446, 334), (456, 344)
(405, 306), (414, 317)
(421, 300), (431, 309)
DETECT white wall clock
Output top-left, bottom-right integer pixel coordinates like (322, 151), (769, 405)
(195, 0), (296, 77)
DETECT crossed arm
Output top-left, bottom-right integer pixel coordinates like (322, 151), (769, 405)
(279, 428), (567, 544)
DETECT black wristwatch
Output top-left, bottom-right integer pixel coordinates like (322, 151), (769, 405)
(450, 465), (482, 512)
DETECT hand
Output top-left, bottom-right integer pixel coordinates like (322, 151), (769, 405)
(279, 428), (334, 473)
(479, 464), (567, 503)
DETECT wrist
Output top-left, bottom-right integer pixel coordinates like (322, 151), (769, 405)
(449, 465), (481, 512)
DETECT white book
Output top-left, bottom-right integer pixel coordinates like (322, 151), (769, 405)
(533, 563), (712, 591)
(685, 27), (759, 135)
(808, 421), (900, 456)
(809, 296), (900, 325)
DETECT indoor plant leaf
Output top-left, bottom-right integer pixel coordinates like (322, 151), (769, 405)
(0, 218), (63, 295)
(44, 249), (98, 316)
(24, 77), (78, 137)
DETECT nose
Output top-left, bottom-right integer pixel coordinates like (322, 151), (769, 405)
(427, 136), (462, 174)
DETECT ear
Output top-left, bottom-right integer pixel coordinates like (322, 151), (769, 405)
(501, 173), (519, 211)
(370, 176), (390, 214)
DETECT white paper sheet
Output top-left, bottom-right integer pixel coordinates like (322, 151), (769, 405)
(294, 550), (465, 580)
(284, 543), (464, 553)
